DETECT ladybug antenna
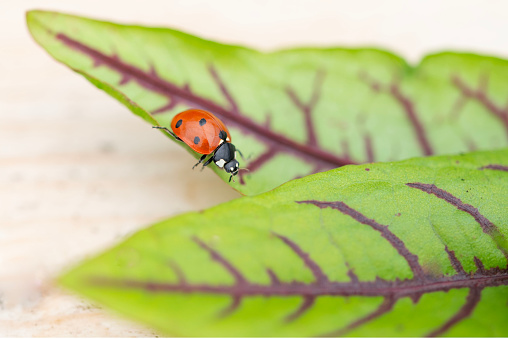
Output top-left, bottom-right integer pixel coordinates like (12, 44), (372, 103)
(239, 168), (250, 172)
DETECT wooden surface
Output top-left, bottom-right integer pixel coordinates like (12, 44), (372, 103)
(2, 1), (508, 336)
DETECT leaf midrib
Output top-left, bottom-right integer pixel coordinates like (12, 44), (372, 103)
(90, 270), (508, 298)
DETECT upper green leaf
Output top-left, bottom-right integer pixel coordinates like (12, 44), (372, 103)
(60, 149), (508, 337)
(27, 10), (508, 195)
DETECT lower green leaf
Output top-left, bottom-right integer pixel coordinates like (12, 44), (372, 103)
(60, 149), (508, 337)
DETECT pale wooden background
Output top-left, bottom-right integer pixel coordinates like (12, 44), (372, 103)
(2, 0), (508, 336)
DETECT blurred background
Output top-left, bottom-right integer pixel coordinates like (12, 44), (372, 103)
(2, 0), (508, 336)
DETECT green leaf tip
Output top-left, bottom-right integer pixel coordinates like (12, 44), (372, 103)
(60, 148), (508, 337)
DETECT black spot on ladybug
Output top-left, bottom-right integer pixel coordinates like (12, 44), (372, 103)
(199, 118), (206, 126)
(193, 136), (200, 145)
(219, 130), (227, 140)
(175, 119), (183, 128)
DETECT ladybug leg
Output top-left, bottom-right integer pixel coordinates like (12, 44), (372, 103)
(198, 144), (222, 171)
(201, 155), (215, 170)
(152, 126), (182, 141)
(236, 149), (245, 160)
(192, 154), (208, 170)
(236, 149), (253, 161)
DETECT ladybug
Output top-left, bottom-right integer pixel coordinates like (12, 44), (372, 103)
(153, 109), (241, 182)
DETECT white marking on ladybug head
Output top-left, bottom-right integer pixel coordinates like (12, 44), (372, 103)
(215, 159), (226, 168)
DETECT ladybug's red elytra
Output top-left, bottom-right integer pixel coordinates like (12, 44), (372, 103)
(153, 109), (241, 182)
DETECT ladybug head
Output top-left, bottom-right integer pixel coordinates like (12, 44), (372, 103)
(224, 159), (239, 181)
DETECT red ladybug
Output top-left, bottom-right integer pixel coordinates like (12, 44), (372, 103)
(154, 109), (240, 182)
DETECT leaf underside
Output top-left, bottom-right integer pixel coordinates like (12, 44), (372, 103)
(60, 149), (508, 337)
(27, 10), (508, 195)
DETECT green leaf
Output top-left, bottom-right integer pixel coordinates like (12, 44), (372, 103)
(27, 10), (508, 195)
(60, 149), (508, 337)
